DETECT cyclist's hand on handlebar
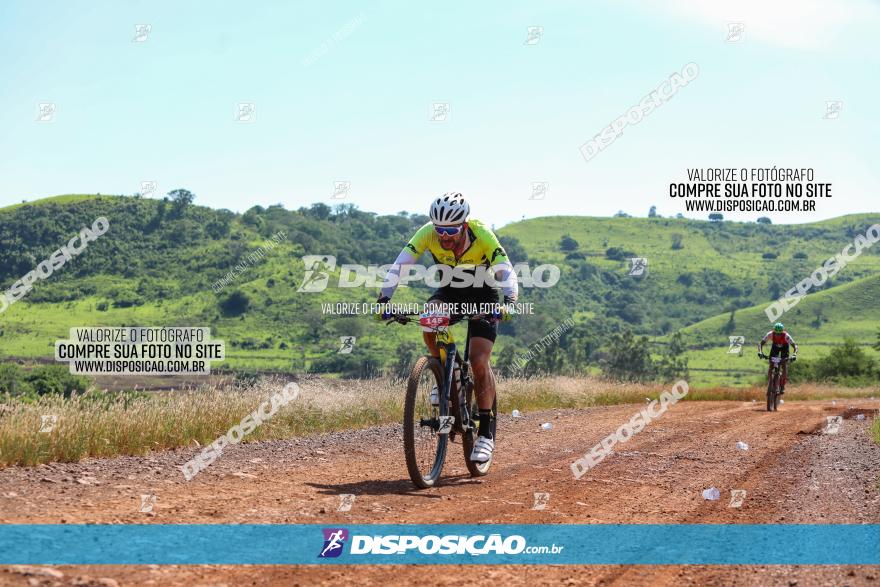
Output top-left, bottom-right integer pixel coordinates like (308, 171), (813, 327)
(758, 352), (767, 360)
(491, 298), (517, 323)
(790, 355), (797, 362)
(375, 296), (392, 321)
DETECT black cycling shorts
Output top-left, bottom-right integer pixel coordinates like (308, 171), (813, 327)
(426, 286), (499, 343)
(769, 344), (789, 359)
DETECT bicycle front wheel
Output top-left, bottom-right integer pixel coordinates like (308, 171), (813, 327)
(773, 375), (781, 411)
(463, 385), (496, 477)
(403, 356), (448, 488)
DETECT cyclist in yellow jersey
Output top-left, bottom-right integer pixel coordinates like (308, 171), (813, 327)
(377, 193), (518, 463)
(401, 218), (513, 269)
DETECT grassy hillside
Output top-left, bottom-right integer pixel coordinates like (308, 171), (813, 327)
(675, 274), (880, 386)
(502, 214), (880, 330)
(0, 194), (103, 213)
(502, 214), (880, 386)
(0, 195), (427, 374)
(1, 194), (878, 388)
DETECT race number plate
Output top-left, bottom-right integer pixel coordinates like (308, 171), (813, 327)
(419, 311), (450, 331)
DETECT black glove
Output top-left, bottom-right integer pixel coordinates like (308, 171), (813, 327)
(758, 351), (766, 360)
(375, 296), (392, 321)
(790, 355), (797, 362)
(492, 297), (517, 322)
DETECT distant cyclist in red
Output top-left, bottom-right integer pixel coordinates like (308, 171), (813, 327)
(758, 322), (798, 393)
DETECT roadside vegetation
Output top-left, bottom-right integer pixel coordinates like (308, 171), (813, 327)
(788, 338), (877, 387)
(0, 364), (90, 399)
(2, 195), (879, 388)
(1, 373), (875, 467)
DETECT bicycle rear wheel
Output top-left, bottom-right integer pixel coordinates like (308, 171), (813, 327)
(403, 356), (448, 488)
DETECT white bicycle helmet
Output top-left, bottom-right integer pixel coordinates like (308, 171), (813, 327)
(429, 192), (470, 226)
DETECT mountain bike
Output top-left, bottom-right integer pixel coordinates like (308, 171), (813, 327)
(761, 354), (793, 412)
(385, 311), (497, 489)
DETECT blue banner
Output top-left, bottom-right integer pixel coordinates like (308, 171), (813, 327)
(2, 524), (878, 565)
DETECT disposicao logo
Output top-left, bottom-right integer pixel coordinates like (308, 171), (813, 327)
(316, 530), (562, 558)
(319, 528), (349, 558)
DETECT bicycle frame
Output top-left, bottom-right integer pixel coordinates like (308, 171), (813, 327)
(768, 356), (789, 385)
(434, 321), (476, 433)
(393, 310), (498, 487)
(764, 355), (791, 412)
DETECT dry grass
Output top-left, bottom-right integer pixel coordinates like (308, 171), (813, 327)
(498, 376), (681, 410)
(0, 376), (403, 467)
(684, 382), (879, 403)
(0, 376), (876, 467)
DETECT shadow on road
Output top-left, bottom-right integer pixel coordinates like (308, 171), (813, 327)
(306, 473), (481, 498)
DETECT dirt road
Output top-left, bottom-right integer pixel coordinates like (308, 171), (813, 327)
(2, 398), (879, 586)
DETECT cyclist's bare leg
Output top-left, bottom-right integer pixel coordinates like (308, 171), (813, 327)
(422, 331), (459, 398)
(422, 331), (439, 358)
(781, 361), (788, 388)
(469, 337), (495, 411)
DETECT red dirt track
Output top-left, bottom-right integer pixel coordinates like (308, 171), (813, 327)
(2, 398), (879, 586)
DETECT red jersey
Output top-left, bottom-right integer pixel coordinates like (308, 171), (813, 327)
(760, 330), (797, 349)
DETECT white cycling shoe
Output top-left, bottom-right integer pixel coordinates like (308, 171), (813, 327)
(470, 436), (494, 463)
(429, 385), (440, 407)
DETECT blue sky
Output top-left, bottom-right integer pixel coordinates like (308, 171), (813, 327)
(1, 0), (878, 226)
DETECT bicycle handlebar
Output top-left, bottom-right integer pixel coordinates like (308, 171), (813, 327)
(384, 312), (494, 325)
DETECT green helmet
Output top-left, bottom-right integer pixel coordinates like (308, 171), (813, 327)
(774, 322), (784, 332)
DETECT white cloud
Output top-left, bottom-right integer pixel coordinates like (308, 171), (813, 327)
(656, 0), (880, 49)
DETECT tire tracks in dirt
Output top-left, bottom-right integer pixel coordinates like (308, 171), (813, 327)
(1, 399), (878, 586)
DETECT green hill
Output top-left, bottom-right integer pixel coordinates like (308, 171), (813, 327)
(1, 194), (878, 387)
(0, 195), (430, 376)
(502, 214), (880, 385)
(0, 194), (105, 213)
(502, 213), (880, 329)
(674, 273), (880, 386)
